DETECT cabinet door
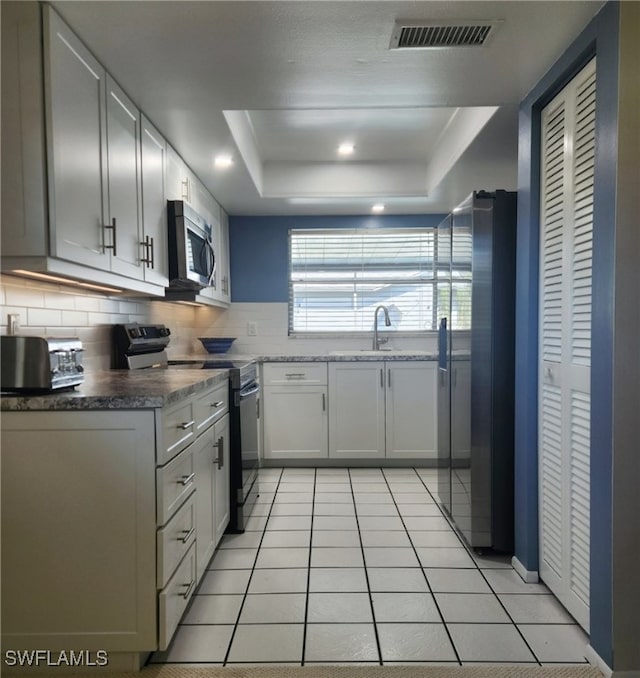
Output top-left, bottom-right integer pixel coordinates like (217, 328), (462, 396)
(385, 361), (438, 459)
(1, 410), (156, 650)
(193, 427), (216, 582)
(166, 145), (193, 204)
(106, 76), (143, 279)
(140, 115), (169, 286)
(213, 414), (230, 545)
(328, 363), (385, 458)
(44, 8), (109, 270)
(263, 385), (328, 459)
(219, 209), (231, 302)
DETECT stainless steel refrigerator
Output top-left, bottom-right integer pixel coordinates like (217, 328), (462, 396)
(437, 190), (517, 553)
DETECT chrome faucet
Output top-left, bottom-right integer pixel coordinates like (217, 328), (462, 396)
(372, 305), (391, 350)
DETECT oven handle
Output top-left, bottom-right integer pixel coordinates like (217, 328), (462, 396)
(239, 383), (260, 400)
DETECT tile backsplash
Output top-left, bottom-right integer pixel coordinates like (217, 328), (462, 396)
(199, 302), (439, 355)
(1, 276), (438, 372)
(0, 275), (216, 371)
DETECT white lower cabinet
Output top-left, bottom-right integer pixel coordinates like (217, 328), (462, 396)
(261, 360), (438, 462)
(1, 411), (157, 651)
(385, 362), (438, 459)
(0, 378), (231, 657)
(264, 385), (328, 458)
(328, 362), (386, 459)
(194, 413), (230, 581)
(262, 363), (328, 459)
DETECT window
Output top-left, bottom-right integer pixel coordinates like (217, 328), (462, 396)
(288, 228), (472, 334)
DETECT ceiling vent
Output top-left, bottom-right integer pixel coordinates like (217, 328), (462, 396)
(390, 20), (500, 50)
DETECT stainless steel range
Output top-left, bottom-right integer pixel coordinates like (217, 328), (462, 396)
(112, 323), (259, 532)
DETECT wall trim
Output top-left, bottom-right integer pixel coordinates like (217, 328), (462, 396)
(511, 556), (539, 583)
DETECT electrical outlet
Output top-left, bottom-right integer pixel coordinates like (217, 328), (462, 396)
(247, 321), (258, 336)
(8, 313), (20, 336)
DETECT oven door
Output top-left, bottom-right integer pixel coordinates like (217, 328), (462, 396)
(238, 381), (259, 498)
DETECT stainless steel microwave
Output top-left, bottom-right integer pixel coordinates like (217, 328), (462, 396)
(167, 200), (216, 289)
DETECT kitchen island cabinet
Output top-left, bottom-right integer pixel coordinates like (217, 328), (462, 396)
(0, 369), (230, 668)
(1, 410), (157, 653)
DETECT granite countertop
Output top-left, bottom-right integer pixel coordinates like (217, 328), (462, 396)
(183, 351), (439, 363)
(260, 351), (438, 362)
(0, 369), (229, 411)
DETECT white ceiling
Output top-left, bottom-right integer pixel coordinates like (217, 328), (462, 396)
(51, 1), (603, 216)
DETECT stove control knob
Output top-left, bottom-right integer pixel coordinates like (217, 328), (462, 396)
(129, 328), (139, 338)
(159, 327), (171, 337)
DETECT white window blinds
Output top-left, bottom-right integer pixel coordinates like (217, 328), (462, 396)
(289, 228), (449, 334)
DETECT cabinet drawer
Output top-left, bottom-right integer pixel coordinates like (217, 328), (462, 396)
(263, 362), (327, 386)
(159, 399), (196, 465)
(158, 543), (196, 651)
(157, 445), (196, 526)
(193, 381), (229, 434)
(157, 492), (196, 589)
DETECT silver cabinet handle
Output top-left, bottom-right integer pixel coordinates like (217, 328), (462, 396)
(181, 178), (190, 202)
(322, 393), (326, 411)
(149, 235), (155, 269)
(178, 420), (195, 430)
(178, 472), (195, 486)
(211, 401), (224, 409)
(180, 527), (195, 544)
(104, 217), (117, 255)
(380, 368), (384, 388)
(140, 236), (152, 266)
(388, 368), (392, 389)
(285, 373), (305, 379)
(182, 578), (195, 600)
(214, 436), (224, 470)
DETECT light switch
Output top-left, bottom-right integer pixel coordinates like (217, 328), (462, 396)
(247, 321), (258, 336)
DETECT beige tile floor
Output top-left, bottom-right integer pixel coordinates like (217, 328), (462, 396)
(151, 467), (590, 667)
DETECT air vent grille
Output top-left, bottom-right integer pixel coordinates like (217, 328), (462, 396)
(390, 21), (499, 49)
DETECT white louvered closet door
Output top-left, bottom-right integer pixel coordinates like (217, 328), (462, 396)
(539, 58), (595, 633)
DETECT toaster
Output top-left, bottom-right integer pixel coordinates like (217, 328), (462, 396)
(1, 336), (84, 391)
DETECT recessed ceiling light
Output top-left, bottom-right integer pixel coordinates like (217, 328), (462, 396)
(372, 204), (385, 213)
(214, 154), (233, 168)
(338, 143), (355, 156)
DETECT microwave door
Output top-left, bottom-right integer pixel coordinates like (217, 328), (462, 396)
(206, 240), (216, 287)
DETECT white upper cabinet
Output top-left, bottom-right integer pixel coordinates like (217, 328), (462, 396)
(45, 8), (109, 271)
(219, 209), (231, 303)
(166, 145), (197, 206)
(1, 4), (227, 300)
(140, 116), (169, 286)
(105, 76), (144, 280)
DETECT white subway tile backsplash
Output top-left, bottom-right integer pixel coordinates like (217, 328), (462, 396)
(44, 292), (77, 311)
(27, 308), (62, 327)
(74, 295), (103, 312)
(5, 285), (45, 308)
(62, 310), (89, 326)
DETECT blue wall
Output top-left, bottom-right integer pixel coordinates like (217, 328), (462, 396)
(228, 214), (446, 303)
(514, 1), (619, 666)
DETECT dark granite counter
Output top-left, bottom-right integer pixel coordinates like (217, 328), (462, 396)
(0, 369), (228, 411)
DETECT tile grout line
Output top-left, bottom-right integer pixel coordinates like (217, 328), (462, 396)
(349, 467), (384, 666)
(381, 466), (462, 666)
(415, 469), (544, 666)
(300, 467), (317, 666)
(222, 467), (283, 666)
